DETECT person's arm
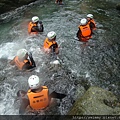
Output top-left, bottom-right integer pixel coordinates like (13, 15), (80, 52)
(31, 26), (40, 32)
(9, 57), (15, 65)
(76, 28), (82, 39)
(19, 97), (29, 115)
(28, 52), (36, 67)
(22, 52), (36, 70)
(49, 91), (66, 101)
(38, 21), (44, 32)
(50, 43), (59, 54)
(16, 90), (29, 115)
(22, 61), (36, 70)
(90, 22), (96, 31)
(31, 22), (44, 32)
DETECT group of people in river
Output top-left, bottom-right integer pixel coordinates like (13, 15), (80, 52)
(10, 16), (66, 114)
(9, 1), (96, 114)
(77, 14), (96, 42)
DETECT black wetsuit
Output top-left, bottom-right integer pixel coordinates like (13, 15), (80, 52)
(31, 21), (44, 32)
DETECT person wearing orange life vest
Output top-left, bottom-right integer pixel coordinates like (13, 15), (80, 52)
(55, 0), (63, 5)
(76, 18), (92, 42)
(87, 14), (96, 31)
(10, 49), (36, 71)
(28, 16), (44, 35)
(16, 75), (66, 114)
(43, 31), (59, 55)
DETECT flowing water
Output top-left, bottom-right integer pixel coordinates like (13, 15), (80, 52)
(0, 0), (120, 115)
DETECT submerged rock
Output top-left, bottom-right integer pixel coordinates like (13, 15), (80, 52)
(68, 86), (120, 115)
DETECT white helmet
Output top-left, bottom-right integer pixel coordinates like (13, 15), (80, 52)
(47, 31), (56, 40)
(28, 75), (41, 90)
(80, 18), (87, 25)
(17, 49), (28, 59)
(87, 14), (93, 19)
(32, 16), (39, 23)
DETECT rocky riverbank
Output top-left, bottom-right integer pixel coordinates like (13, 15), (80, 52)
(0, 0), (45, 23)
(1, 0), (120, 15)
(0, 0), (38, 14)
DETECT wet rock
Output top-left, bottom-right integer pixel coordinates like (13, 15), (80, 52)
(104, 99), (120, 109)
(116, 3), (120, 10)
(68, 86), (120, 115)
(0, 0), (44, 23)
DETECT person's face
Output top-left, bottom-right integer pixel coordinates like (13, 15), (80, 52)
(52, 36), (56, 41)
(49, 36), (56, 42)
(87, 17), (90, 21)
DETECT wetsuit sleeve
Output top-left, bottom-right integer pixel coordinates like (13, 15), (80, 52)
(16, 90), (29, 115)
(31, 26), (40, 32)
(19, 96), (30, 115)
(38, 21), (44, 32)
(50, 43), (58, 53)
(22, 60), (36, 70)
(28, 55), (36, 67)
(76, 28), (82, 39)
(90, 22), (96, 31)
(49, 91), (66, 100)
(31, 21), (44, 32)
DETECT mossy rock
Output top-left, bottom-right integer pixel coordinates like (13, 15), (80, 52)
(68, 86), (120, 115)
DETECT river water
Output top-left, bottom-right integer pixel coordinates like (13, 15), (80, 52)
(0, 0), (120, 115)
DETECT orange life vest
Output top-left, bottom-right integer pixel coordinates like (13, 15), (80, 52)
(28, 22), (38, 35)
(79, 23), (92, 37)
(43, 38), (57, 49)
(14, 56), (29, 70)
(27, 86), (49, 110)
(78, 23), (92, 42)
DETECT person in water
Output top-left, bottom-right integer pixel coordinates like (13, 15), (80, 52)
(55, 0), (63, 5)
(43, 31), (59, 55)
(86, 14), (96, 31)
(76, 18), (93, 42)
(10, 49), (36, 71)
(17, 75), (66, 114)
(28, 16), (44, 35)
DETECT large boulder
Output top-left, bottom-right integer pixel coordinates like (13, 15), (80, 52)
(68, 86), (120, 115)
